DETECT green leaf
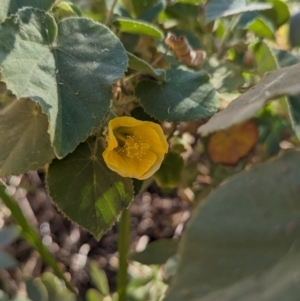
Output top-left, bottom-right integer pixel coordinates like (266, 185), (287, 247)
(0, 187), (76, 295)
(132, 178), (143, 195)
(200, 253), (300, 301)
(0, 99), (55, 177)
(289, 12), (300, 47)
(89, 261), (110, 296)
(237, 11), (260, 27)
(203, 57), (244, 92)
(199, 63), (300, 135)
(261, 0), (290, 28)
(138, 0), (165, 22)
(247, 17), (275, 39)
(47, 138), (134, 239)
(154, 152), (184, 188)
(205, 0), (272, 24)
(164, 150), (300, 300)
(0, 250), (18, 269)
(272, 48), (300, 68)
(165, 3), (199, 20)
(0, 0), (55, 22)
(52, 2), (82, 21)
(0, 8), (127, 158)
(26, 278), (48, 301)
(118, 0), (159, 18)
(288, 94), (300, 140)
(136, 68), (218, 122)
(272, 50), (300, 141)
(252, 41), (278, 75)
(127, 52), (165, 81)
(85, 289), (104, 301)
(176, 0), (204, 3)
(130, 239), (179, 265)
(41, 273), (75, 301)
(115, 18), (163, 39)
(0, 226), (18, 247)
(130, 106), (158, 123)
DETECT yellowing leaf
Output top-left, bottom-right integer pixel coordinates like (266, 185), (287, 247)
(208, 120), (258, 165)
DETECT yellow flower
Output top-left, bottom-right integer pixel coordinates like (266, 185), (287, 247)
(102, 117), (168, 180)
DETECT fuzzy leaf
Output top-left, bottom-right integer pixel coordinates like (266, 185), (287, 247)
(0, 0), (55, 22)
(201, 253), (300, 301)
(136, 68), (218, 122)
(47, 138), (134, 239)
(164, 150), (300, 300)
(0, 8), (127, 157)
(0, 99), (55, 177)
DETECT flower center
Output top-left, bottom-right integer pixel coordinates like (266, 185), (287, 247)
(121, 133), (149, 160)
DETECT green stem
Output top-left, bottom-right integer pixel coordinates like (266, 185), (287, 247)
(105, 0), (118, 26)
(0, 186), (80, 299)
(117, 208), (130, 301)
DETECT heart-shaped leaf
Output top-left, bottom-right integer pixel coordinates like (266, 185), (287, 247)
(47, 138), (134, 239)
(136, 68), (218, 122)
(0, 8), (128, 157)
(0, 0), (55, 22)
(0, 98), (55, 177)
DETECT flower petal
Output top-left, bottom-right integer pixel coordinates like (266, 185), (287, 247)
(103, 116), (168, 180)
(103, 147), (157, 179)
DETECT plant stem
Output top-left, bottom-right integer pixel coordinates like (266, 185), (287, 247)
(217, 15), (240, 59)
(0, 186), (80, 299)
(117, 208), (130, 301)
(106, 0), (118, 26)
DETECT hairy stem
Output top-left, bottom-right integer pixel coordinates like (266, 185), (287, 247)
(117, 208), (130, 301)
